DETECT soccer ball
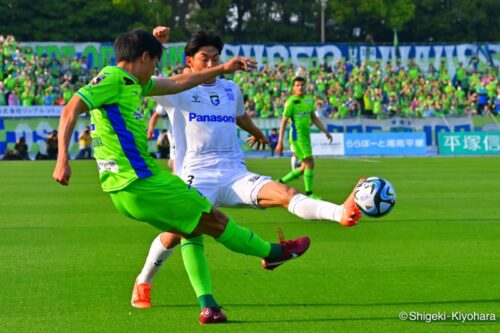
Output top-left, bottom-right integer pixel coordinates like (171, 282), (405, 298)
(354, 177), (396, 217)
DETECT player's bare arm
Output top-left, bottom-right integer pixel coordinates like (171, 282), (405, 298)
(236, 112), (268, 150)
(276, 115), (290, 156)
(52, 95), (90, 186)
(146, 57), (257, 96)
(312, 113), (332, 142)
(147, 111), (161, 139)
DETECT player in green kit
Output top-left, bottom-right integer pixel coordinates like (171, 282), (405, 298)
(52, 29), (311, 324)
(276, 76), (332, 199)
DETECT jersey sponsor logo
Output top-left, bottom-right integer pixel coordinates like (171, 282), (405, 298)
(296, 111), (310, 118)
(191, 93), (201, 103)
(224, 88), (235, 101)
(248, 175), (261, 183)
(91, 74), (107, 85)
(188, 112), (235, 123)
(97, 160), (119, 173)
(210, 95), (220, 105)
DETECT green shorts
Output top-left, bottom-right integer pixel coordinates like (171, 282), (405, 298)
(290, 139), (312, 161)
(109, 170), (212, 234)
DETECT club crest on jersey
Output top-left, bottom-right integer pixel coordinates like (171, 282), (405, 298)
(91, 74), (107, 85)
(224, 88), (235, 101)
(133, 109), (143, 120)
(210, 95), (220, 106)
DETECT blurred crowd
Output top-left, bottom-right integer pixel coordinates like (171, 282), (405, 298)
(0, 34), (98, 108)
(2, 34), (499, 119)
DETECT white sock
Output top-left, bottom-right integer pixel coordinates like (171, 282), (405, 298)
(136, 235), (175, 284)
(291, 155), (297, 170)
(288, 193), (344, 223)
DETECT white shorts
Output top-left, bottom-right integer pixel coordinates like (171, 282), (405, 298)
(180, 166), (272, 208)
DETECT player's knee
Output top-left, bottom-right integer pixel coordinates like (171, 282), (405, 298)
(304, 158), (314, 169)
(160, 232), (181, 249)
(284, 187), (299, 205)
(213, 208), (229, 225)
(198, 208), (228, 237)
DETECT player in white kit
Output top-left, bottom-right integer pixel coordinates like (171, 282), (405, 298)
(131, 27), (364, 312)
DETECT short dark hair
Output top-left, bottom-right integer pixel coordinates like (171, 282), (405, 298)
(293, 76), (306, 84)
(114, 29), (163, 62)
(185, 29), (224, 57)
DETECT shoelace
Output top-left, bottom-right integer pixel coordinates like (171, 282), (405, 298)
(277, 228), (293, 246)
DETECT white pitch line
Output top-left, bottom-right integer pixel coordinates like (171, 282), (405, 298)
(333, 157), (381, 163)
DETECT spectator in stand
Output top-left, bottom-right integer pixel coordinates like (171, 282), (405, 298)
(267, 128), (279, 157)
(0, 82), (7, 105)
(43, 91), (54, 105)
(8, 89), (19, 105)
(75, 126), (92, 159)
(14, 137), (29, 160)
(46, 130), (58, 160)
(477, 82), (489, 114)
(1, 34), (499, 116)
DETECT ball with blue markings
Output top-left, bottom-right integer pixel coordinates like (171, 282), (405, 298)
(354, 177), (396, 217)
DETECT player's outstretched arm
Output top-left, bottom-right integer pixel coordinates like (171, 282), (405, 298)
(311, 112), (332, 142)
(276, 116), (289, 156)
(237, 113), (268, 150)
(146, 57), (257, 96)
(52, 95), (89, 186)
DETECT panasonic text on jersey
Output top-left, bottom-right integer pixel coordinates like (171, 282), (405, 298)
(189, 113), (236, 123)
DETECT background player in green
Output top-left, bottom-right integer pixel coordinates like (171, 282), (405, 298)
(276, 76), (332, 198)
(52, 29), (311, 325)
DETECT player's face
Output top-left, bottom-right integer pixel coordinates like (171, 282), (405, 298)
(138, 52), (159, 85)
(187, 46), (220, 72)
(293, 80), (305, 96)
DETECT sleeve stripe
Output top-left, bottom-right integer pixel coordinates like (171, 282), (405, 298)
(75, 91), (94, 110)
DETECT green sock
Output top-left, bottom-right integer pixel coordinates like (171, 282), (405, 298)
(216, 219), (278, 258)
(304, 168), (314, 193)
(181, 235), (217, 309)
(198, 294), (218, 310)
(280, 168), (303, 183)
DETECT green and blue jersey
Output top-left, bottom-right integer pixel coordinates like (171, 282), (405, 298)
(76, 66), (160, 192)
(283, 94), (314, 143)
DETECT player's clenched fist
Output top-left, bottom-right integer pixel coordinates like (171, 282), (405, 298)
(53, 161), (71, 186)
(153, 26), (170, 44)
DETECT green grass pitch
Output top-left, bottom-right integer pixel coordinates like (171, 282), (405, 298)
(0, 157), (499, 332)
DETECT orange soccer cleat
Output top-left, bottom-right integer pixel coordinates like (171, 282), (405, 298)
(339, 178), (366, 227)
(131, 279), (152, 309)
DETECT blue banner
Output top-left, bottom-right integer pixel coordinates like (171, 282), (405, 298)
(344, 132), (427, 156)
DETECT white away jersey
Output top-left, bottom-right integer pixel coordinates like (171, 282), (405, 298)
(153, 78), (246, 174)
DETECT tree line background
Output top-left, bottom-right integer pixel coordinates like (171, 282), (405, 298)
(1, 0), (498, 43)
